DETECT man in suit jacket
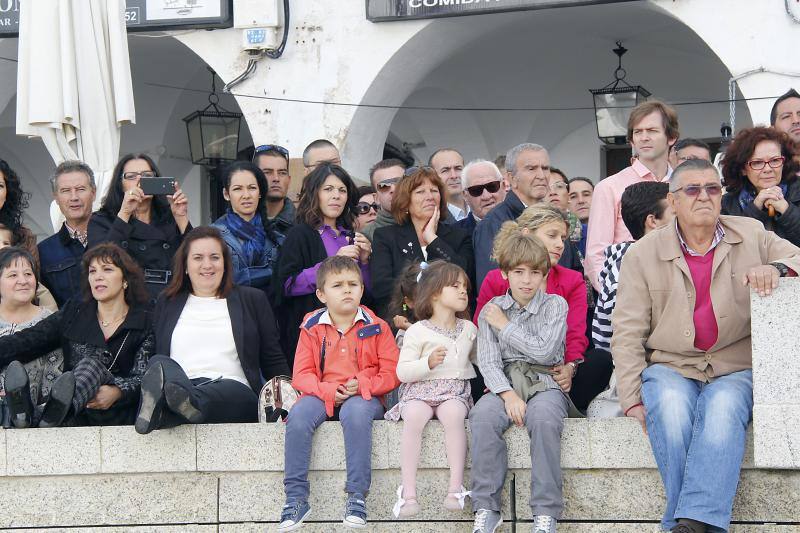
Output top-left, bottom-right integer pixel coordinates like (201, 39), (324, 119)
(612, 159), (800, 533)
(474, 143), (581, 282)
(39, 160), (96, 307)
(454, 159), (506, 236)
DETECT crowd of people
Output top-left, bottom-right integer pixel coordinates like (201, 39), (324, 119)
(0, 89), (799, 533)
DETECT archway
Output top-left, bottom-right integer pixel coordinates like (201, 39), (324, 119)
(345, 1), (752, 179)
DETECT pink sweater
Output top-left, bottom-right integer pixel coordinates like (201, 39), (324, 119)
(474, 265), (588, 364)
(684, 251), (719, 351)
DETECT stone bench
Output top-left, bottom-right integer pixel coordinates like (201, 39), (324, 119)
(1, 280), (799, 531)
(0, 418), (797, 531)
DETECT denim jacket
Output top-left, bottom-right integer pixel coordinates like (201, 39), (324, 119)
(37, 224), (86, 308)
(211, 217), (284, 294)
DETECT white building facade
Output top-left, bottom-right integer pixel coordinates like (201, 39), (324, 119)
(1, 0), (799, 235)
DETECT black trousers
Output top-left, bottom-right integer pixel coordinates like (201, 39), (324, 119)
(148, 355), (258, 425)
(569, 348), (614, 413)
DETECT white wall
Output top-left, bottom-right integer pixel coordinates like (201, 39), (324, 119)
(0, 33), (251, 238)
(5, 0), (800, 233)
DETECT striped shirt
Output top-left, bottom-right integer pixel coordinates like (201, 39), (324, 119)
(676, 219), (726, 257)
(477, 289), (568, 394)
(591, 241), (633, 352)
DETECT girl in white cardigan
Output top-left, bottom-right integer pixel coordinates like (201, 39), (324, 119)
(385, 261), (477, 518)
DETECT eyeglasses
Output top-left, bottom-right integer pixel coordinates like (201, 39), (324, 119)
(253, 144), (290, 161)
(122, 171), (155, 180)
(672, 184), (723, 197)
(466, 181), (502, 197)
(376, 177), (400, 191)
(549, 182), (568, 191)
(354, 202), (380, 215)
(747, 156), (785, 171)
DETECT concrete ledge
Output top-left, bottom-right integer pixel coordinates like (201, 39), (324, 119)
(0, 418), (791, 528)
(0, 418), (759, 478)
(218, 525), (800, 533)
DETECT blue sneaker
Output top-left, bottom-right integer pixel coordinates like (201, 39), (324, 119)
(343, 492), (367, 528)
(277, 500), (310, 531)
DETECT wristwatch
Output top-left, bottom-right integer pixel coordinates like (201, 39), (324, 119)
(770, 262), (790, 277)
(566, 361), (579, 377)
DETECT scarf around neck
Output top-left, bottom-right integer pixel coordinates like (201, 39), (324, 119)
(224, 209), (267, 265)
(738, 183), (788, 214)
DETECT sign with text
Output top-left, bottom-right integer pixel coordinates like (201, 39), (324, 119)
(0, 0), (232, 37)
(366, 0), (638, 22)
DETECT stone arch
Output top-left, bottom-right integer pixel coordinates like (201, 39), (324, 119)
(345, 1), (752, 179)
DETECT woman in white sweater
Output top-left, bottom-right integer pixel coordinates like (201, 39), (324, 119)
(385, 261), (477, 519)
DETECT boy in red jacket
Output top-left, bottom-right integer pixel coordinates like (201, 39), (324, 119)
(278, 256), (400, 531)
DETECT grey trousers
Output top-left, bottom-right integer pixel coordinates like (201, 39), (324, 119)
(469, 389), (568, 517)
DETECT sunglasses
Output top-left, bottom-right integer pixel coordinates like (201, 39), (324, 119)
(673, 184), (723, 197)
(376, 177), (400, 191)
(404, 165), (434, 176)
(466, 180), (502, 197)
(355, 202), (380, 215)
(253, 144), (289, 161)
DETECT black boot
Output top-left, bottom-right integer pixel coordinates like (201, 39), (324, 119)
(164, 382), (204, 424)
(39, 372), (76, 428)
(135, 363), (166, 434)
(4, 361), (34, 428)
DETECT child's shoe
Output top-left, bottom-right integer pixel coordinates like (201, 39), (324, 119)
(443, 485), (471, 511)
(532, 514), (557, 533)
(277, 500), (310, 531)
(392, 485), (421, 518)
(472, 509), (503, 533)
(343, 492), (368, 528)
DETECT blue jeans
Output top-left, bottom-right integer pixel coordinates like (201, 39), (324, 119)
(641, 364), (753, 532)
(283, 395), (384, 502)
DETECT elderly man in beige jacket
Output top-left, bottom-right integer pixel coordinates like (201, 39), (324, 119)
(611, 159), (800, 533)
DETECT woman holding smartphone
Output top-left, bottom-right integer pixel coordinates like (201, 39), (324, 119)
(88, 153), (191, 302)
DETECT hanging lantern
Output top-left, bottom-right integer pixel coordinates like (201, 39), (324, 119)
(589, 41), (651, 145)
(183, 68), (243, 165)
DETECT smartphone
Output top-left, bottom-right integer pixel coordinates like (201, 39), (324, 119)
(140, 177), (176, 196)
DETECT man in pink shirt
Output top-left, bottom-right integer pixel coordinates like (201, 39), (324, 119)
(585, 100), (679, 289)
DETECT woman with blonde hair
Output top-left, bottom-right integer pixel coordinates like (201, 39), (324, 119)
(474, 204), (612, 413)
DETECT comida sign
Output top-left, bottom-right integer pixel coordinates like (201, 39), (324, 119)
(366, 0), (639, 22)
(0, 0), (232, 37)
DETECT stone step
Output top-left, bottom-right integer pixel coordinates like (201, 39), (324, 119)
(0, 418), (793, 529)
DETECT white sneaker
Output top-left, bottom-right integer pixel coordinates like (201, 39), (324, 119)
(532, 514), (557, 533)
(473, 509), (503, 533)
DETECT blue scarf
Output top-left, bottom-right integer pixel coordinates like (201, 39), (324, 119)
(738, 183), (788, 214)
(224, 209), (267, 265)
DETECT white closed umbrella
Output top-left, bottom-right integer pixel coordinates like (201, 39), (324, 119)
(16, 0), (135, 231)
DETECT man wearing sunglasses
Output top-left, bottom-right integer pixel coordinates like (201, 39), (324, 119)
(612, 159), (800, 533)
(253, 144), (294, 235)
(362, 158), (406, 242)
(454, 159), (506, 234)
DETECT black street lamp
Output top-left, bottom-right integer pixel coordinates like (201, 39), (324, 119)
(183, 68), (243, 166)
(590, 41), (651, 145)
